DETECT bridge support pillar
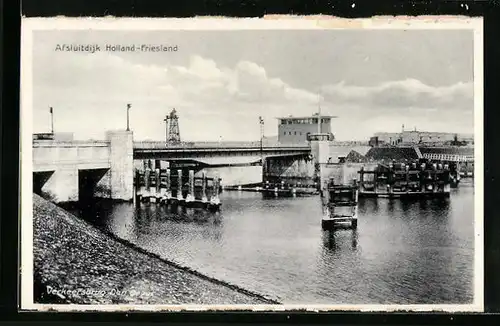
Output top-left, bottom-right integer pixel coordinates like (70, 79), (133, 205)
(310, 138), (331, 188)
(41, 167), (79, 203)
(106, 130), (134, 201)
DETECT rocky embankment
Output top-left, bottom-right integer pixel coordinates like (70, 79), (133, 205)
(33, 194), (277, 305)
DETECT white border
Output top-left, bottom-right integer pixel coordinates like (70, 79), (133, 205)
(20, 16), (484, 312)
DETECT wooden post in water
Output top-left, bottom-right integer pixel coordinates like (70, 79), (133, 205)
(324, 177), (333, 217)
(177, 169), (183, 201)
(210, 175), (221, 206)
(405, 165), (410, 193)
(155, 168), (161, 202)
(359, 166), (364, 193)
(165, 168), (171, 200)
(186, 170), (195, 202)
(420, 163), (426, 193)
(201, 172), (208, 203)
(133, 169), (140, 206)
(144, 166), (151, 201)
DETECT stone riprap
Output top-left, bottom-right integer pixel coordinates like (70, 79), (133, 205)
(32, 194), (277, 305)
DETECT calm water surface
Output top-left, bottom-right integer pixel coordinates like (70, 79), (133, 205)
(69, 179), (475, 304)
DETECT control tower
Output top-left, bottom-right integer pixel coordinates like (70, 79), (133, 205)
(277, 113), (336, 144)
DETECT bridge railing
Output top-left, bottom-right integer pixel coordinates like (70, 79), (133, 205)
(33, 140), (110, 147)
(133, 141), (311, 150)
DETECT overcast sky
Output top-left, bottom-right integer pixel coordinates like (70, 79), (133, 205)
(31, 29), (474, 141)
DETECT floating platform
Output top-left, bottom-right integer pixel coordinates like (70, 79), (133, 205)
(223, 185), (318, 196)
(261, 188), (319, 197)
(359, 190), (450, 199)
(136, 194), (221, 211)
(321, 216), (358, 230)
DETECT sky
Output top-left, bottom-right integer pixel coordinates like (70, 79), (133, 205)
(31, 29), (475, 141)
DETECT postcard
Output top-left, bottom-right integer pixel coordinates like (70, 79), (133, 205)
(20, 16), (483, 312)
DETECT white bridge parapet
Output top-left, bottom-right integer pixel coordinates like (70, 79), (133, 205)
(33, 140), (111, 172)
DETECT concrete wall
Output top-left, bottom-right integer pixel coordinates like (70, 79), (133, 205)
(106, 130), (134, 201)
(38, 167), (79, 202)
(197, 166), (262, 186)
(265, 156), (314, 178)
(33, 142), (110, 172)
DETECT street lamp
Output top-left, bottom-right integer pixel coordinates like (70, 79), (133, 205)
(49, 106), (54, 134)
(259, 116), (264, 161)
(126, 103), (131, 131)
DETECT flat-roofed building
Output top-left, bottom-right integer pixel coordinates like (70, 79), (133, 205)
(277, 114), (336, 144)
(372, 127), (474, 146)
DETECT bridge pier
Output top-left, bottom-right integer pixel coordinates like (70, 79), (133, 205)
(106, 130), (134, 201)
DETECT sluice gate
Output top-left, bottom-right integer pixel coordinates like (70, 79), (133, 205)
(133, 160), (222, 211)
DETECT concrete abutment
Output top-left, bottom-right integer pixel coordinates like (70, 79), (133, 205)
(106, 130), (134, 201)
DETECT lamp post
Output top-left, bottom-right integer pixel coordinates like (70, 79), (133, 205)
(126, 103), (131, 131)
(259, 116), (264, 163)
(49, 106), (54, 134)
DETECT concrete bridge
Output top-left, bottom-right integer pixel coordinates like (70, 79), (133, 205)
(32, 131), (312, 203)
(133, 141), (310, 166)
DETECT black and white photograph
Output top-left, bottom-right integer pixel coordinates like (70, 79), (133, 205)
(20, 17), (483, 311)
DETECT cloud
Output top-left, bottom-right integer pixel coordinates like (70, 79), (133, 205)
(32, 52), (474, 141)
(321, 79), (473, 112)
(32, 53), (322, 140)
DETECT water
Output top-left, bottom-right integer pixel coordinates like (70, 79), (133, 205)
(67, 179), (475, 304)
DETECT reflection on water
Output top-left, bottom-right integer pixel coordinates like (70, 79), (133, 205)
(68, 179), (475, 304)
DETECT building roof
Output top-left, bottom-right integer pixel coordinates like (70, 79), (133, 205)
(365, 147), (420, 161)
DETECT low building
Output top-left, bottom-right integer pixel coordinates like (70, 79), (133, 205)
(372, 127), (473, 146)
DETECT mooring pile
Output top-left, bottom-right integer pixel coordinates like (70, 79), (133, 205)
(134, 160), (222, 211)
